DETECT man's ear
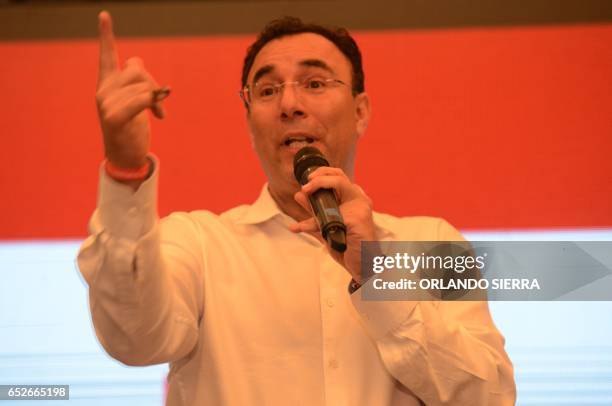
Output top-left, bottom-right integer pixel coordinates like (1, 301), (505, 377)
(246, 111), (255, 148)
(354, 92), (371, 137)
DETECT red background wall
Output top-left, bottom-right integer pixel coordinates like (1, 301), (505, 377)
(1, 23), (610, 239)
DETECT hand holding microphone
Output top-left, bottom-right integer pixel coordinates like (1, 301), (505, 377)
(293, 147), (347, 253)
(291, 147), (377, 284)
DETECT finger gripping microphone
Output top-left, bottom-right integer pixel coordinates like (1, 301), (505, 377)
(293, 146), (347, 253)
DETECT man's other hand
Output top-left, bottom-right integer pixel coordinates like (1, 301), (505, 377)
(290, 167), (377, 283)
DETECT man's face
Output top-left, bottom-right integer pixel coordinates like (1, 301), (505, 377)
(245, 32), (370, 197)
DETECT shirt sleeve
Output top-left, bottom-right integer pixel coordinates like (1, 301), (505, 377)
(77, 156), (203, 366)
(350, 219), (516, 405)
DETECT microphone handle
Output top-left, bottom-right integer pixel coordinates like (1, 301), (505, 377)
(308, 188), (347, 253)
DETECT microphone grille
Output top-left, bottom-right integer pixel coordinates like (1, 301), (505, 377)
(293, 146), (329, 184)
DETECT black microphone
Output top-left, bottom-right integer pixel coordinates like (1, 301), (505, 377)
(293, 146), (347, 253)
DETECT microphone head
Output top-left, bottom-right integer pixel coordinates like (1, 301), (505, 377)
(293, 146), (329, 185)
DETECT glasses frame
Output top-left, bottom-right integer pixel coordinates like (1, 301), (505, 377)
(239, 77), (349, 106)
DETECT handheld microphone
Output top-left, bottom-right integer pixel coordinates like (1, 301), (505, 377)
(293, 146), (347, 253)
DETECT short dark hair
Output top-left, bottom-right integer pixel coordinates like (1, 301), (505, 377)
(241, 16), (365, 95)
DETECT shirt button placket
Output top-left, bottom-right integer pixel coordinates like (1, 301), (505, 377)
(319, 250), (344, 405)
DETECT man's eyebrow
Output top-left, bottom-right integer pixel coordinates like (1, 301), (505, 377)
(252, 65), (275, 85)
(251, 59), (335, 85)
(299, 59), (335, 74)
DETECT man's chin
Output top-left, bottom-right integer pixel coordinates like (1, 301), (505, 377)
(267, 165), (300, 191)
(279, 157), (298, 183)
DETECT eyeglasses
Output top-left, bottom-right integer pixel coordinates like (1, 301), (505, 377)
(239, 77), (349, 106)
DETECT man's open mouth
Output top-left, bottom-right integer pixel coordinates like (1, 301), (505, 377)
(283, 137), (315, 148)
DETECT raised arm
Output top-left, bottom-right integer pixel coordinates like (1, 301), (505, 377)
(77, 11), (201, 366)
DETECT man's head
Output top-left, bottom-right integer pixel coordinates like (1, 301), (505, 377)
(241, 17), (371, 202)
(242, 17), (365, 97)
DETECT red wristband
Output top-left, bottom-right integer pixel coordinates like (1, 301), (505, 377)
(105, 159), (151, 181)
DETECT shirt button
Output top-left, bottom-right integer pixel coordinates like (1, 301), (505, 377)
(328, 359), (339, 369)
(326, 298), (334, 308)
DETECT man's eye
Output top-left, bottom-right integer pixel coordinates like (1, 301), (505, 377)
(305, 79), (326, 90)
(258, 86), (276, 98)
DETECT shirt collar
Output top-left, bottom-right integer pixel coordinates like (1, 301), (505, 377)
(236, 183), (396, 239)
(235, 183), (284, 225)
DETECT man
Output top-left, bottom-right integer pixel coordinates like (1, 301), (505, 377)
(78, 11), (516, 405)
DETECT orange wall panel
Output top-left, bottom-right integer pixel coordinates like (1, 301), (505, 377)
(0, 24), (610, 239)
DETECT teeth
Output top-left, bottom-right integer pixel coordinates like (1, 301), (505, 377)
(285, 137), (314, 146)
(288, 140), (310, 148)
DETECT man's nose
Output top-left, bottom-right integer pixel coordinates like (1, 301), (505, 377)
(279, 84), (306, 120)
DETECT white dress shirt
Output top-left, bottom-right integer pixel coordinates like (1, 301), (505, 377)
(77, 158), (516, 405)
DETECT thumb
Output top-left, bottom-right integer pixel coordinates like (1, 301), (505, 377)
(289, 217), (319, 234)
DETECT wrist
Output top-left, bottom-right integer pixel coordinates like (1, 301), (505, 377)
(104, 157), (152, 182)
(348, 278), (362, 294)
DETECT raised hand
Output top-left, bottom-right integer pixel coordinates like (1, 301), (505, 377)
(95, 11), (169, 169)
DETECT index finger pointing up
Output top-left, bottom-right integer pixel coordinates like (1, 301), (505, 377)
(98, 10), (119, 83)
